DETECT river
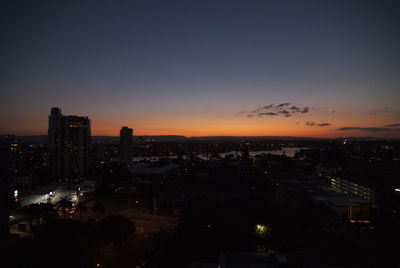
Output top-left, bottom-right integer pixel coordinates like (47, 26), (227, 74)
(132, 147), (304, 162)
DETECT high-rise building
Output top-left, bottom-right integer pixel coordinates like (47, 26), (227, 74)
(48, 108), (91, 179)
(120, 126), (133, 161)
(48, 108), (62, 178)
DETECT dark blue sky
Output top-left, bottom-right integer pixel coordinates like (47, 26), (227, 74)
(1, 0), (399, 137)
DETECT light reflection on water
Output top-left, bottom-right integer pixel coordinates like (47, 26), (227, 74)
(132, 147), (304, 162)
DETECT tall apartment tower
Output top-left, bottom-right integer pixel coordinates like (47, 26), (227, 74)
(48, 107), (62, 178)
(120, 126), (133, 161)
(48, 108), (91, 179)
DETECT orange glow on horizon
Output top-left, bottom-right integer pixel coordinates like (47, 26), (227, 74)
(1, 108), (399, 138)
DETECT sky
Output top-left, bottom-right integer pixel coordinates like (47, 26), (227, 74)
(1, 0), (400, 138)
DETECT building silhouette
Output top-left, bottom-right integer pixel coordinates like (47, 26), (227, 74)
(120, 126), (133, 161)
(48, 107), (91, 179)
(0, 136), (15, 237)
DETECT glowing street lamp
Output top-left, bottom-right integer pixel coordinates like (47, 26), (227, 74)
(255, 224), (270, 237)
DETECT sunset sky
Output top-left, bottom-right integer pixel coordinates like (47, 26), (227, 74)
(1, 0), (400, 138)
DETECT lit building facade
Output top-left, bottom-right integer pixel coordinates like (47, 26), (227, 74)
(329, 176), (375, 202)
(48, 108), (91, 179)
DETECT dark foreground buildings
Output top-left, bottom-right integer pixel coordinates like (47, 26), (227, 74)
(0, 136), (14, 237)
(120, 126), (133, 161)
(48, 107), (91, 179)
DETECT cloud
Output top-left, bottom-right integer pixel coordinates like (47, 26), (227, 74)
(337, 127), (390, 132)
(337, 123), (400, 132)
(301, 107), (309, 113)
(263, 104), (274, 109)
(290, 106), (301, 112)
(385, 123), (400, 128)
(278, 110), (290, 115)
(277, 103), (290, 108)
(306, 121), (331, 127)
(245, 103), (315, 118)
(258, 112), (278, 116)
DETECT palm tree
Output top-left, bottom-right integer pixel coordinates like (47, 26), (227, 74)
(75, 202), (88, 222)
(57, 196), (73, 218)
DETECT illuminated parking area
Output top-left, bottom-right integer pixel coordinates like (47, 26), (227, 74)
(19, 185), (80, 207)
(329, 177), (374, 202)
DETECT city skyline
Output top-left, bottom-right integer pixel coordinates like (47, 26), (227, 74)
(2, 1), (400, 138)
(3, 105), (400, 139)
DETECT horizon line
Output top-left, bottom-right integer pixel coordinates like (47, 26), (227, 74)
(6, 134), (399, 140)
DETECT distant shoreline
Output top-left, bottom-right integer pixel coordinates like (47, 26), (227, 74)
(10, 135), (395, 144)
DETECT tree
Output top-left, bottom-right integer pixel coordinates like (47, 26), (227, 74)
(57, 196), (73, 218)
(75, 202), (88, 222)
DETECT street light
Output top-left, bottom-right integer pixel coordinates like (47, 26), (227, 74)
(255, 224), (270, 238)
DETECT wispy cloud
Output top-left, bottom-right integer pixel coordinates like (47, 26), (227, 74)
(337, 127), (390, 132)
(306, 121), (331, 127)
(245, 103), (314, 118)
(277, 102), (290, 108)
(337, 123), (400, 132)
(290, 106), (301, 112)
(385, 123), (400, 128)
(278, 110), (290, 115)
(258, 112), (278, 116)
(263, 104), (274, 109)
(302, 107), (309, 113)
